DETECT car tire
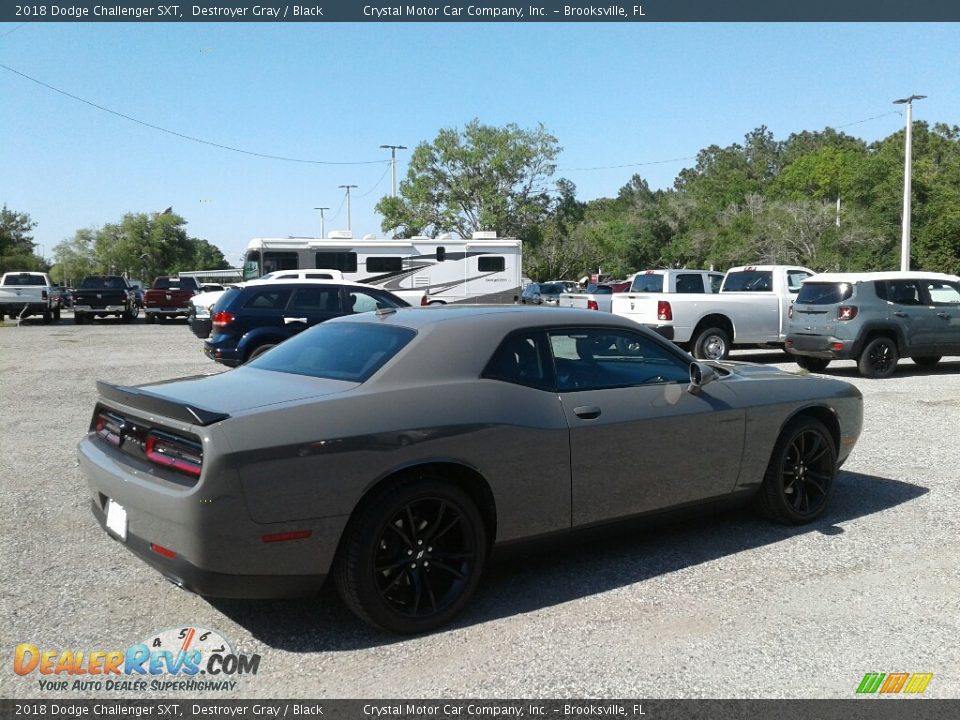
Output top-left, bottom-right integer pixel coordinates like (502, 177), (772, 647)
(692, 327), (730, 360)
(53, 307), (61, 321)
(245, 343), (276, 363)
(913, 356), (941, 367)
(857, 336), (898, 378)
(146, 314), (156, 324)
(74, 312), (85, 325)
(755, 416), (837, 525)
(42, 308), (52, 324)
(795, 355), (830, 372)
(334, 475), (487, 634)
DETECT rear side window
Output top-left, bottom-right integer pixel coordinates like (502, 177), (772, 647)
(631, 275), (664, 293)
(675, 274), (704, 293)
(248, 322), (416, 382)
(796, 283), (853, 305)
(882, 280), (922, 306)
(724, 271), (773, 292)
(483, 332), (550, 390)
(242, 288), (292, 310)
(289, 287), (340, 311)
(345, 289), (408, 314)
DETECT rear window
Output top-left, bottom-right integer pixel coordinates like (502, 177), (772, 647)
(796, 282), (853, 305)
(723, 271), (773, 292)
(539, 283), (563, 295)
(80, 277), (125, 289)
(630, 275), (664, 293)
(2, 274), (45, 286)
(153, 277), (199, 291)
(248, 322), (416, 382)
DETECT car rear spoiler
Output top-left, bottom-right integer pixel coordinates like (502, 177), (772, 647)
(96, 381), (230, 426)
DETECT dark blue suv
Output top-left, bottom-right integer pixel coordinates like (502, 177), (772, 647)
(204, 281), (408, 366)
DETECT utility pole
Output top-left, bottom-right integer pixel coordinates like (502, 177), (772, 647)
(893, 94), (926, 271)
(313, 206), (329, 238)
(379, 144), (407, 197)
(338, 185), (358, 232)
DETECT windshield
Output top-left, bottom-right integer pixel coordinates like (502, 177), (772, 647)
(248, 322), (416, 382)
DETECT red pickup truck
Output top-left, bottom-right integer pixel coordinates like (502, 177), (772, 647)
(144, 276), (200, 323)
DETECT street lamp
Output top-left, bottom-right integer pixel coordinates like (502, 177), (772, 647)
(313, 206), (329, 238)
(893, 94), (926, 271)
(379, 144), (407, 197)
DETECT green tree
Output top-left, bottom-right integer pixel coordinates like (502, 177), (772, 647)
(0, 205), (45, 273)
(376, 120), (561, 240)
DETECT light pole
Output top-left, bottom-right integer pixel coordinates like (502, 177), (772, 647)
(313, 206), (329, 238)
(338, 185), (358, 232)
(893, 94), (926, 271)
(379, 144), (407, 197)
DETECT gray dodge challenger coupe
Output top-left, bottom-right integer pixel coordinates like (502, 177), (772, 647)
(78, 305), (863, 633)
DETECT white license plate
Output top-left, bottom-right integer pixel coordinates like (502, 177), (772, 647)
(105, 499), (128, 541)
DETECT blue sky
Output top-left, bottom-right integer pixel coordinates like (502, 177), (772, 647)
(1, 22), (958, 265)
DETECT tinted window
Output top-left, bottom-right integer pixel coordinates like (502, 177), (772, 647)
(724, 271), (773, 292)
(675, 274), (704, 294)
(549, 328), (689, 391)
(709, 274), (724, 293)
(787, 270), (813, 293)
(153, 277), (198, 291)
(630, 275), (664, 293)
(289, 287), (340, 311)
(3, 274), (45, 286)
(249, 322), (416, 382)
(242, 288), (292, 310)
(521, 284), (539, 299)
(315, 251), (357, 272)
(366, 257), (403, 272)
(483, 332), (550, 390)
(539, 283), (563, 296)
(883, 280), (922, 306)
(796, 283), (853, 305)
(478, 256), (505, 272)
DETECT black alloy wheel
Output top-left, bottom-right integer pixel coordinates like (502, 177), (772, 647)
(858, 336), (899, 378)
(756, 416), (837, 525)
(335, 477), (486, 634)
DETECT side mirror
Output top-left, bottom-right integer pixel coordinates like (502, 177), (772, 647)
(688, 361), (717, 394)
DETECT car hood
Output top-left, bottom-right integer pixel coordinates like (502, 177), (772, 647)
(710, 360), (803, 380)
(141, 367), (357, 416)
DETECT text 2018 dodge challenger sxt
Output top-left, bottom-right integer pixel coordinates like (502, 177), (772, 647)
(78, 305), (862, 633)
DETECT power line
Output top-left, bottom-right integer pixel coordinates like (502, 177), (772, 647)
(356, 163), (392, 198)
(0, 61), (390, 167)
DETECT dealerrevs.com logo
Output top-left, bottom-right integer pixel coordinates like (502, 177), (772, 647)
(13, 627), (261, 693)
(856, 673), (934, 695)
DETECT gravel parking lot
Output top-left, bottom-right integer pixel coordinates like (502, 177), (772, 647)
(2, 312), (958, 699)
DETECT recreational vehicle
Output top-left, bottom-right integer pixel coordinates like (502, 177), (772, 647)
(242, 231), (522, 304)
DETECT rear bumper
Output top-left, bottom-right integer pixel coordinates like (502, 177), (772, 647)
(203, 340), (242, 366)
(785, 333), (859, 360)
(190, 315), (212, 338)
(90, 501), (325, 598)
(79, 435), (346, 599)
(75, 304), (125, 313)
(146, 307), (192, 316)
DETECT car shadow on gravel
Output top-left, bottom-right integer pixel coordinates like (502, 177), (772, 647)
(209, 470), (926, 651)
(811, 358), (960, 380)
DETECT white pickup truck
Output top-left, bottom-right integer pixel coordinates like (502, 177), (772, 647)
(0, 271), (58, 323)
(612, 265), (814, 359)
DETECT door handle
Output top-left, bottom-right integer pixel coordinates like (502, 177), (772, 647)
(283, 317), (307, 324)
(573, 406), (601, 420)
(893, 311), (908, 317)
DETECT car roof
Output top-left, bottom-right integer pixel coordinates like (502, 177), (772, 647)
(327, 304), (637, 332)
(806, 271), (960, 284)
(241, 278), (373, 289)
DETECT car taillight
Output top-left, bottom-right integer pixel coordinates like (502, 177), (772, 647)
(41, 289), (48, 300)
(145, 431), (203, 478)
(587, 299), (599, 311)
(838, 305), (858, 321)
(94, 412), (124, 447)
(212, 310), (235, 328)
(657, 300), (672, 321)
(420, 295), (429, 306)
